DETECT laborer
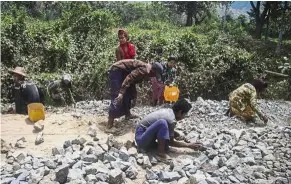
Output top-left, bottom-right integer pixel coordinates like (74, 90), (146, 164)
(47, 74), (75, 106)
(228, 79), (268, 123)
(116, 29), (136, 61)
(9, 67), (41, 114)
(115, 29), (137, 109)
(107, 59), (164, 129)
(135, 98), (205, 160)
(151, 56), (177, 106)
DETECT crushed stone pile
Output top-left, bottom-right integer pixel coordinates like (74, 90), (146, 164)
(1, 98), (290, 184)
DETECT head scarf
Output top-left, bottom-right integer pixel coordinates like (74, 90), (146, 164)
(118, 29), (128, 38)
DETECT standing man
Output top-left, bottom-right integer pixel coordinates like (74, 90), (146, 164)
(151, 56), (177, 106)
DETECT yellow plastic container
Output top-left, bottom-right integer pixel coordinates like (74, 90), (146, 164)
(164, 85), (179, 102)
(28, 103), (45, 122)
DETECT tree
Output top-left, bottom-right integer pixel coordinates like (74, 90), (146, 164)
(274, 2), (291, 53)
(173, 1), (215, 26)
(221, 1), (232, 32)
(249, 1), (271, 39)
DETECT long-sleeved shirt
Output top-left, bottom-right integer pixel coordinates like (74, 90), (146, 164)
(109, 59), (151, 95)
(229, 83), (264, 119)
(47, 80), (75, 104)
(14, 80), (40, 114)
(161, 63), (177, 84)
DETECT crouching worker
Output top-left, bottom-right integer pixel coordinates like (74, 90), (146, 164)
(47, 74), (75, 106)
(8, 67), (42, 114)
(228, 79), (268, 124)
(107, 59), (164, 129)
(135, 98), (205, 161)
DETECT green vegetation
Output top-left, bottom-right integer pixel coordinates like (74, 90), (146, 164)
(1, 1), (291, 104)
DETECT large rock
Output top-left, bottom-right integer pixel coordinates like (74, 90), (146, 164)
(94, 145), (106, 160)
(118, 147), (129, 161)
(128, 147), (138, 157)
(12, 151), (27, 163)
(82, 154), (97, 163)
(67, 169), (83, 182)
(96, 173), (109, 182)
(63, 141), (72, 149)
(108, 168), (124, 184)
(15, 140), (25, 148)
(125, 165), (138, 179)
(111, 161), (131, 172)
(85, 174), (97, 183)
(171, 159), (193, 172)
(35, 132), (44, 145)
(106, 135), (123, 149)
(32, 158), (44, 169)
(159, 171), (181, 182)
(195, 153), (208, 165)
(242, 156), (256, 165)
(33, 122), (44, 132)
(143, 156), (152, 169)
(177, 177), (189, 184)
(28, 168), (45, 184)
(52, 147), (65, 156)
(146, 169), (159, 180)
(1, 177), (16, 184)
(206, 150), (218, 159)
(17, 170), (30, 181)
(205, 177), (220, 184)
(72, 137), (86, 145)
(55, 164), (69, 183)
(225, 155), (240, 169)
(104, 153), (117, 162)
(87, 126), (97, 137)
(263, 154), (276, 161)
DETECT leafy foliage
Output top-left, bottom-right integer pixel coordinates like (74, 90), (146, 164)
(1, 2), (291, 104)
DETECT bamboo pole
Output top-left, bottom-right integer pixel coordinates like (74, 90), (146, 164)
(265, 70), (289, 78)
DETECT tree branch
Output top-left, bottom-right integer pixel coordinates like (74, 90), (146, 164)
(261, 2), (270, 21)
(250, 1), (256, 11)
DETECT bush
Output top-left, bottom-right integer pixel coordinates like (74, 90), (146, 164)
(1, 3), (290, 104)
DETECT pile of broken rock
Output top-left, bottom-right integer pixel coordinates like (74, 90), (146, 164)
(1, 98), (291, 184)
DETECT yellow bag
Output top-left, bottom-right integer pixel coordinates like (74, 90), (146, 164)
(164, 85), (179, 102)
(28, 103), (45, 122)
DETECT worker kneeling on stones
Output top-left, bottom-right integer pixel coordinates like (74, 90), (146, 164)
(135, 98), (206, 161)
(227, 79), (268, 124)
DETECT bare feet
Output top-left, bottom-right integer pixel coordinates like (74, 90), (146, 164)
(107, 118), (114, 129)
(156, 153), (172, 162)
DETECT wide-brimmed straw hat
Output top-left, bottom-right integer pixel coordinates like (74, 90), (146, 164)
(9, 67), (26, 77)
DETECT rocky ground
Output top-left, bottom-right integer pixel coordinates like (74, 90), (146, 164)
(1, 98), (291, 184)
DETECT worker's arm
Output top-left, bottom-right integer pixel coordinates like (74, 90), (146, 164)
(169, 136), (204, 150)
(114, 67), (147, 106)
(119, 67), (147, 96)
(249, 90), (265, 120)
(67, 88), (75, 105)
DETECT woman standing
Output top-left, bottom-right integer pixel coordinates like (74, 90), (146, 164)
(115, 29), (136, 61)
